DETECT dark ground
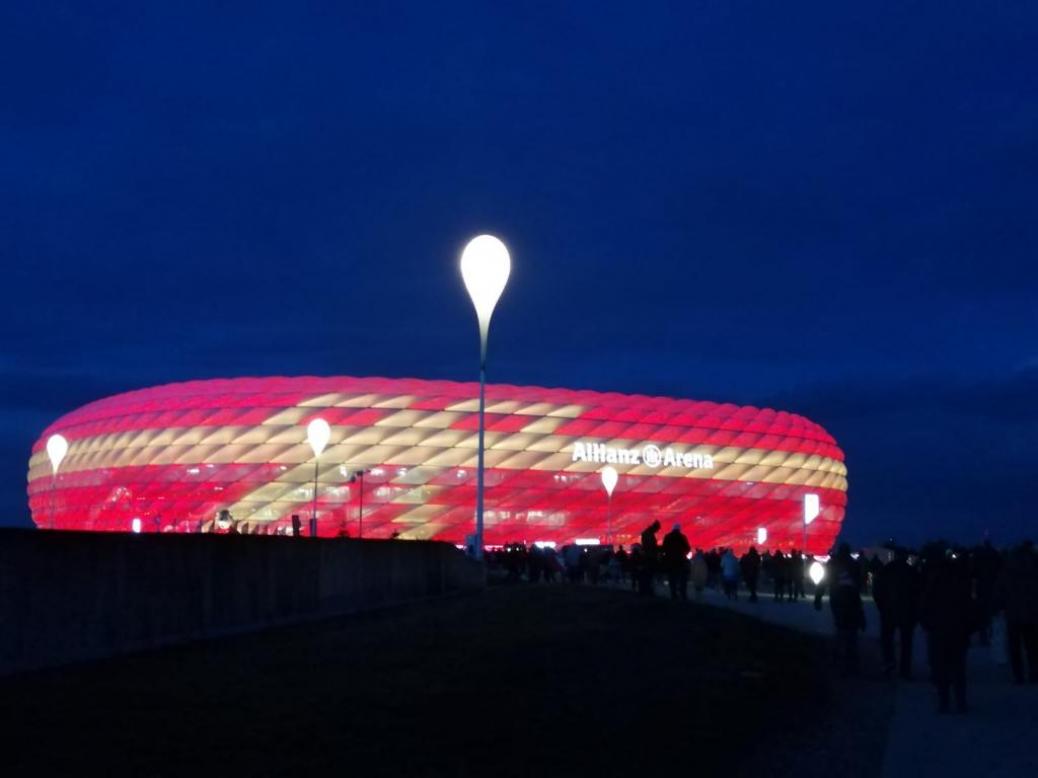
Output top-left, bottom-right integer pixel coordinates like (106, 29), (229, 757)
(1, 586), (893, 777)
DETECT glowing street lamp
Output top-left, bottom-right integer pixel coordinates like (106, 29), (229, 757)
(460, 234), (511, 560)
(809, 560), (825, 586)
(756, 527), (768, 546)
(601, 465), (618, 544)
(45, 433), (68, 530)
(803, 493), (820, 551)
(344, 467), (369, 538)
(306, 418), (331, 538)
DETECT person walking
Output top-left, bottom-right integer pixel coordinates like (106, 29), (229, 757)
(789, 548), (806, 600)
(615, 545), (629, 586)
(661, 523), (691, 600)
(638, 521), (661, 597)
(919, 550), (975, 713)
(996, 541), (1038, 684)
(772, 549), (788, 602)
(690, 550), (709, 600)
(628, 545), (643, 591)
(721, 548), (741, 600)
(740, 546), (762, 602)
(814, 543), (866, 677)
(873, 547), (920, 680)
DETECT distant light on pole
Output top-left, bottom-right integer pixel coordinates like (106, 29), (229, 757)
(460, 234), (511, 560)
(756, 527), (768, 546)
(601, 466), (618, 545)
(809, 560), (825, 586)
(350, 468), (368, 538)
(306, 418), (331, 538)
(45, 433), (69, 531)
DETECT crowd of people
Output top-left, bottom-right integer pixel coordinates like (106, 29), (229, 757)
(488, 527), (1038, 715)
(488, 523), (814, 606)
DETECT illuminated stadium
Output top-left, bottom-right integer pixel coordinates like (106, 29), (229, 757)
(26, 376), (847, 552)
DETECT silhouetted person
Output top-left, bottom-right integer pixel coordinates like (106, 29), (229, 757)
(973, 540), (1003, 645)
(772, 550), (788, 602)
(721, 548), (740, 600)
(873, 547), (920, 679)
(867, 553), (884, 596)
(543, 547), (561, 582)
(920, 551), (974, 713)
(691, 550), (708, 600)
(706, 549), (721, 589)
(996, 541), (1038, 684)
(615, 545), (629, 586)
(564, 544), (583, 584)
(661, 524), (691, 600)
(291, 513), (302, 537)
(740, 547), (761, 602)
(814, 543), (866, 676)
(639, 521), (661, 596)
(789, 549), (805, 600)
(629, 545), (643, 591)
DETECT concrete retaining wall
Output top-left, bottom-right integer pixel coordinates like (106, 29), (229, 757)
(0, 529), (484, 675)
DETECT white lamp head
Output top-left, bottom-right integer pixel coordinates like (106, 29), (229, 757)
(460, 234), (511, 362)
(600, 466), (618, 498)
(46, 434), (69, 475)
(804, 493), (820, 525)
(131, 517), (142, 534)
(809, 560), (825, 585)
(306, 418), (331, 458)
(756, 527), (768, 546)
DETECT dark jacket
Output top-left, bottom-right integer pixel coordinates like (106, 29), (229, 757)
(640, 524), (660, 564)
(815, 552), (865, 631)
(996, 546), (1038, 625)
(661, 529), (691, 571)
(873, 558), (920, 626)
(740, 549), (761, 584)
(919, 558), (974, 638)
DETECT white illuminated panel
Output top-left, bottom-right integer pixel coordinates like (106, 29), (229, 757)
(804, 493), (820, 525)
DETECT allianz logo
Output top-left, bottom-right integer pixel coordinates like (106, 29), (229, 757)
(571, 441), (714, 470)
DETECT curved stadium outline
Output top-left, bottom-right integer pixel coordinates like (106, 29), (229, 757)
(27, 376), (846, 551)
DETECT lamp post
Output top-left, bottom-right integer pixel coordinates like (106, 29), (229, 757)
(351, 468), (368, 538)
(600, 465), (618, 545)
(803, 493), (820, 552)
(45, 433), (68, 530)
(306, 418), (331, 538)
(460, 235), (511, 560)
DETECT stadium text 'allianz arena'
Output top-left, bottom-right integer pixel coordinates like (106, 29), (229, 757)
(27, 376), (847, 552)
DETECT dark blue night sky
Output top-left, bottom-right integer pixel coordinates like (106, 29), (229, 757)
(3, 2), (1036, 544)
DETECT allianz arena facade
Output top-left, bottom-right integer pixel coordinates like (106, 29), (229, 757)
(26, 376), (847, 552)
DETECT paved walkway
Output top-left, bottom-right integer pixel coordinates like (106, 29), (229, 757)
(688, 586), (1038, 778)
